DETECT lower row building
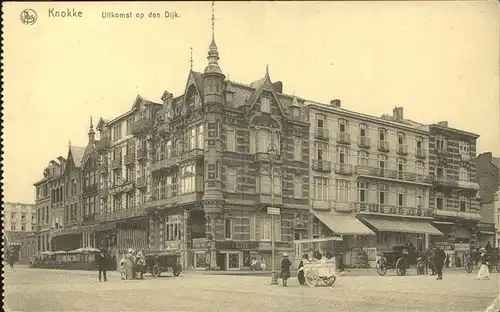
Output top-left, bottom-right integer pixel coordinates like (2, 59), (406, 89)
(32, 24), (486, 270)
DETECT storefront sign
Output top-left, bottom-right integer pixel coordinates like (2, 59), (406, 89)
(454, 243), (470, 252)
(215, 241), (259, 250)
(267, 207), (281, 215)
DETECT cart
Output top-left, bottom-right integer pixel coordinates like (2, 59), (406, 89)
(144, 251), (182, 277)
(376, 245), (425, 276)
(293, 236), (343, 287)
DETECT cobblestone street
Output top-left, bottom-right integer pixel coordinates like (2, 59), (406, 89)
(4, 266), (499, 312)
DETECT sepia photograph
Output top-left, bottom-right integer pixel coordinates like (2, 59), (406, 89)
(2, 1), (500, 311)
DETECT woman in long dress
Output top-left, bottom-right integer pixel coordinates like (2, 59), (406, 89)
(125, 249), (135, 280)
(297, 260), (306, 286)
(476, 248), (490, 280)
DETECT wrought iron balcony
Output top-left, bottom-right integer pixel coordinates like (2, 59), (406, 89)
(356, 202), (433, 218)
(131, 118), (153, 135)
(150, 155), (179, 172)
(124, 153), (135, 165)
(314, 128), (329, 140)
(416, 147), (426, 159)
(460, 153), (472, 163)
(358, 136), (370, 149)
(334, 163), (353, 175)
(179, 148), (204, 162)
(397, 144), (408, 155)
(377, 140), (390, 152)
(83, 184), (98, 194)
(436, 147), (450, 156)
(95, 138), (111, 152)
(137, 148), (147, 160)
(312, 160), (331, 173)
(433, 176), (456, 187)
(337, 132), (351, 144)
(454, 179), (480, 191)
(111, 156), (122, 170)
(356, 165), (433, 184)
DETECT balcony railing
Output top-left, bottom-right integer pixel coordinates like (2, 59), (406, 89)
(454, 179), (480, 190)
(337, 132), (351, 144)
(179, 148), (204, 161)
(416, 147), (426, 159)
(355, 165), (433, 184)
(124, 153), (135, 165)
(356, 202), (433, 218)
(95, 138), (111, 152)
(334, 163), (353, 175)
(397, 144), (408, 155)
(312, 160), (331, 173)
(131, 118), (153, 134)
(151, 156), (179, 172)
(334, 201), (356, 212)
(111, 156), (122, 170)
(358, 136), (370, 149)
(137, 148), (147, 160)
(102, 208), (144, 222)
(434, 209), (481, 221)
(460, 153), (472, 162)
(377, 140), (390, 152)
(315, 128), (329, 140)
(436, 147), (449, 156)
(433, 176), (456, 187)
(259, 194), (283, 206)
(83, 184), (98, 194)
(137, 176), (146, 188)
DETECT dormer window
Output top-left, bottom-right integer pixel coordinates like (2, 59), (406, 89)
(226, 92), (233, 106)
(292, 107), (300, 118)
(260, 97), (271, 113)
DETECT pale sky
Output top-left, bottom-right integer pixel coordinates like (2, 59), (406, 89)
(3, 1), (499, 204)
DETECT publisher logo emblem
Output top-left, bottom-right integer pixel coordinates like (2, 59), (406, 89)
(20, 9), (37, 26)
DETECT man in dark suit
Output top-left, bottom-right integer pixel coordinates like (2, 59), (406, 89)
(96, 246), (108, 282)
(433, 246), (446, 280)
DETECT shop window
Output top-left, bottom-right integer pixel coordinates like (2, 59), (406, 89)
(228, 253), (240, 269)
(194, 252), (208, 269)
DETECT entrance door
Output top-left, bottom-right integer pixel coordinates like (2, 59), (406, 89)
(217, 253), (226, 271)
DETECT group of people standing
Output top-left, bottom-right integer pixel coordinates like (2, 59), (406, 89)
(119, 248), (146, 280)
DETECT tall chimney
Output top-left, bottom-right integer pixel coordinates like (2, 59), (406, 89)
(330, 99), (341, 107)
(437, 121), (448, 127)
(393, 107), (404, 120)
(272, 81), (283, 93)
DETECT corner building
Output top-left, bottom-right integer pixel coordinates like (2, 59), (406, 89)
(145, 35), (311, 271)
(305, 103), (443, 266)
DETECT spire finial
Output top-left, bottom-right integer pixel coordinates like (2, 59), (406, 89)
(68, 139), (71, 147)
(190, 47), (193, 70)
(266, 64), (269, 77)
(211, 1), (215, 41)
(90, 116), (93, 129)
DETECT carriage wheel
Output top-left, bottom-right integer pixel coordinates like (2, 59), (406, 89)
(396, 258), (407, 276)
(416, 260), (425, 275)
(305, 269), (319, 287)
(464, 262), (473, 274)
(376, 259), (387, 276)
(325, 276), (336, 286)
(151, 264), (160, 278)
(173, 268), (181, 277)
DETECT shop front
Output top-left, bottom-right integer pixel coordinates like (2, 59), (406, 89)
(358, 215), (444, 254)
(312, 210), (375, 267)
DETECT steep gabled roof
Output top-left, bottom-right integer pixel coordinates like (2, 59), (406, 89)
(96, 117), (109, 131)
(247, 73), (286, 116)
(70, 146), (86, 168)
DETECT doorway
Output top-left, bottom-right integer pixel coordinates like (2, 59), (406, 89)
(217, 253), (226, 271)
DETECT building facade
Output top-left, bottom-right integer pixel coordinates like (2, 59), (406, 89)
(428, 121), (481, 265)
(476, 152), (500, 204)
(51, 144), (86, 250)
(494, 190), (500, 247)
(304, 103), (443, 265)
(4, 202), (37, 232)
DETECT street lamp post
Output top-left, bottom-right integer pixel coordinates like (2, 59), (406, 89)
(267, 143), (279, 285)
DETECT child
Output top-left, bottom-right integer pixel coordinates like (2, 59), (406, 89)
(119, 256), (126, 280)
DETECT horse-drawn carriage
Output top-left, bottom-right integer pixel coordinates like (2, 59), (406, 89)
(293, 236), (343, 287)
(464, 247), (500, 274)
(143, 251), (182, 278)
(376, 244), (425, 276)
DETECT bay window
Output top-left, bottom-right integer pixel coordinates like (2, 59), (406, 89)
(180, 164), (196, 194)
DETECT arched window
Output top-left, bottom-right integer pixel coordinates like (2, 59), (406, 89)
(257, 129), (271, 153)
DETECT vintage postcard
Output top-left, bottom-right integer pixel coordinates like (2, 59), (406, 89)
(2, 1), (500, 311)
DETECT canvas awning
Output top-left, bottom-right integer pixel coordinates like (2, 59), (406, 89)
(361, 216), (444, 236)
(313, 211), (375, 236)
(480, 231), (496, 236)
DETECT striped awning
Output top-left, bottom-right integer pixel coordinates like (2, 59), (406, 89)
(360, 216), (444, 236)
(313, 211), (375, 236)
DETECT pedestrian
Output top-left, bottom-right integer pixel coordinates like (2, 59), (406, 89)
(251, 257), (258, 271)
(124, 248), (135, 280)
(95, 246), (108, 282)
(429, 248), (436, 275)
(279, 253), (292, 287)
(433, 246), (446, 280)
(486, 241), (492, 252)
(297, 259), (306, 286)
(476, 248), (490, 280)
